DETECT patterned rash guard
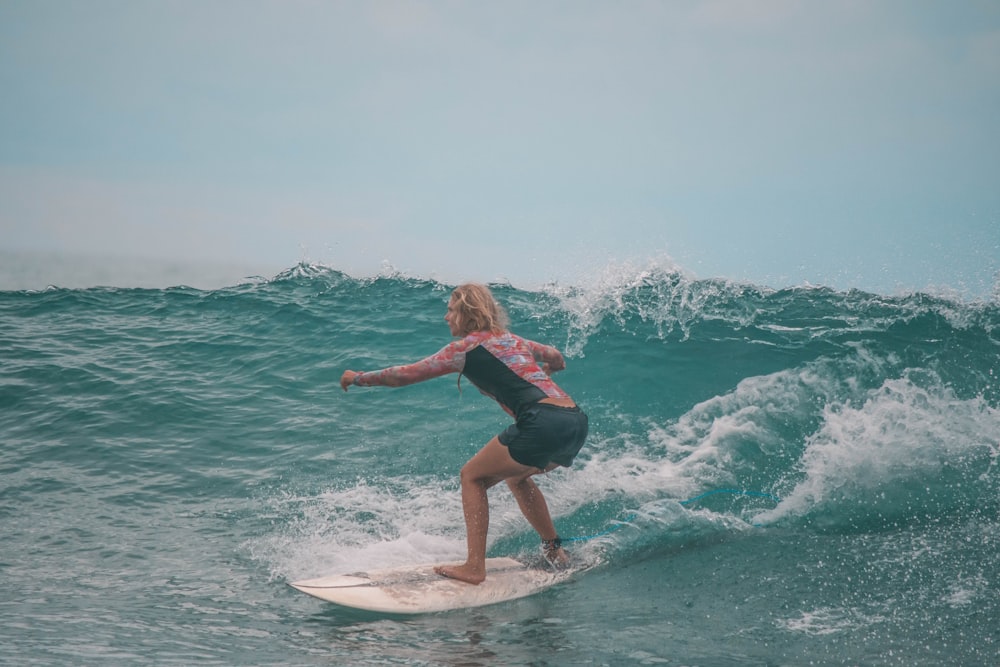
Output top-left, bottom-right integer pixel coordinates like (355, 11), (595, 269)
(351, 331), (569, 418)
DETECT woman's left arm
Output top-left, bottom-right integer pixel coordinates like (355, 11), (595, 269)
(525, 339), (566, 373)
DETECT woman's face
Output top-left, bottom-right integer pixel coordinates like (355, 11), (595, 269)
(445, 296), (463, 336)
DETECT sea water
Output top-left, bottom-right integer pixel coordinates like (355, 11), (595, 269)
(2, 262), (998, 665)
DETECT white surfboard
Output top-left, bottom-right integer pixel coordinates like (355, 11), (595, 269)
(289, 557), (572, 614)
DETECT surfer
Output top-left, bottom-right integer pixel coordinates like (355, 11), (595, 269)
(340, 283), (588, 585)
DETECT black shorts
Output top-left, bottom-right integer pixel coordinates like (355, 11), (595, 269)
(498, 403), (589, 470)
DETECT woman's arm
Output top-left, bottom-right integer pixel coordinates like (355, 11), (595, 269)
(341, 340), (467, 391)
(524, 339), (566, 373)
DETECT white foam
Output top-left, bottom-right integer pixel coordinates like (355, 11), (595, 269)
(537, 256), (703, 355)
(252, 476), (469, 580)
(756, 371), (1000, 524)
(944, 574), (987, 607)
(777, 606), (877, 636)
(643, 357), (866, 492)
(254, 462), (625, 580)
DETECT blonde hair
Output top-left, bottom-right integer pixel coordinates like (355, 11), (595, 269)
(450, 283), (509, 336)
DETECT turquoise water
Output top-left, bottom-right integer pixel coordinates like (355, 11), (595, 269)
(2, 263), (999, 665)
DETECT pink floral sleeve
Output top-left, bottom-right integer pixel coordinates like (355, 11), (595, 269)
(522, 339), (565, 369)
(352, 339), (470, 387)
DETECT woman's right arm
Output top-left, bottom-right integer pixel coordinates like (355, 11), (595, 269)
(341, 340), (467, 391)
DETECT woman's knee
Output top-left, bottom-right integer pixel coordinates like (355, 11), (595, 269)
(505, 472), (535, 491)
(460, 461), (499, 489)
(458, 462), (479, 483)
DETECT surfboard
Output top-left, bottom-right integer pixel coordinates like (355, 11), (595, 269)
(289, 556), (572, 614)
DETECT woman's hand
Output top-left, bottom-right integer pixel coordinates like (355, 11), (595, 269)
(544, 352), (566, 374)
(340, 370), (359, 391)
(541, 358), (565, 375)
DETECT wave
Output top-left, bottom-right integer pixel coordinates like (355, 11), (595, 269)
(4, 259), (999, 582)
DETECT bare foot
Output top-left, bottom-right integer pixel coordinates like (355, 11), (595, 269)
(546, 547), (571, 569)
(434, 562), (486, 585)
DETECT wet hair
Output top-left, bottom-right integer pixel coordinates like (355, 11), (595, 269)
(450, 283), (510, 336)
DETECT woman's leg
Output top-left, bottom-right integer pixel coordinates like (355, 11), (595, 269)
(505, 475), (557, 541)
(435, 437), (537, 585)
(506, 473), (570, 566)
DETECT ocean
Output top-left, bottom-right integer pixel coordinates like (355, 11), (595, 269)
(2, 262), (998, 666)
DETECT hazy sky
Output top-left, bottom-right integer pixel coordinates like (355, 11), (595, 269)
(2, 1), (998, 295)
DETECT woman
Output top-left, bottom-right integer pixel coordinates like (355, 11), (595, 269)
(340, 283), (588, 585)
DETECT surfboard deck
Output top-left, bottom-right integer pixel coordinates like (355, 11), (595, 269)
(289, 556), (572, 613)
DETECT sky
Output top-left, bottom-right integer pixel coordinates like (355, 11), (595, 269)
(1, 0), (998, 296)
